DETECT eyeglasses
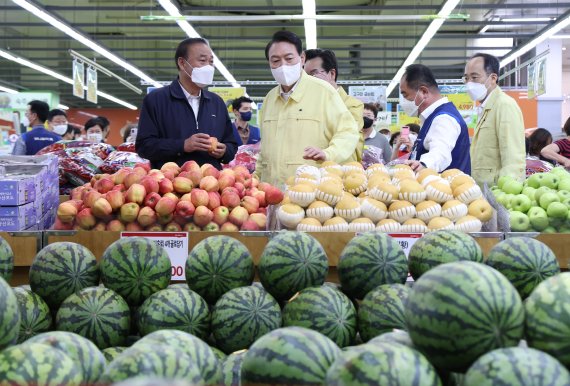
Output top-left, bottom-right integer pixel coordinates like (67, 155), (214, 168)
(462, 73), (494, 84)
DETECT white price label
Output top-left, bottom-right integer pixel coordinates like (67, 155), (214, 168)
(121, 232), (189, 280)
(388, 233), (423, 283)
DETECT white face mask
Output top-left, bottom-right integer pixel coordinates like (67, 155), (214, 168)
(53, 124), (67, 135)
(466, 76), (491, 102)
(399, 90), (425, 117)
(87, 132), (103, 143)
(184, 60), (215, 88)
(271, 62), (302, 87)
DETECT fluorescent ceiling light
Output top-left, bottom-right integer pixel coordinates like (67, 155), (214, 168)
(0, 48), (137, 110)
(386, 0), (461, 96)
(302, 0), (317, 49)
(0, 85), (18, 94)
(158, 0), (241, 88)
(552, 34), (570, 39)
(500, 13), (570, 68)
(479, 25), (491, 34)
(501, 17), (554, 23)
(57, 104), (69, 110)
(11, 0), (162, 89)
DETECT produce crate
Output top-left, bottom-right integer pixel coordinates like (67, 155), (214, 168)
(3, 231), (43, 286)
(506, 232), (570, 269)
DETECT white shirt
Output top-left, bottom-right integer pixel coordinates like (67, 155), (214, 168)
(179, 82), (201, 119)
(417, 97), (461, 172)
(476, 88), (497, 121)
(280, 81), (300, 102)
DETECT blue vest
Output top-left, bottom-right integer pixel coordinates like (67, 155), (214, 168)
(411, 102), (471, 174)
(22, 126), (61, 155)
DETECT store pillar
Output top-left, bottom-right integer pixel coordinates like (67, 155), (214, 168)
(536, 39), (564, 135)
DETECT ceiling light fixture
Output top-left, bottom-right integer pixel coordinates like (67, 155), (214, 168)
(551, 34), (570, 39)
(302, 0), (317, 49)
(57, 104), (69, 110)
(0, 85), (18, 94)
(11, 0), (162, 89)
(386, 0), (461, 96)
(500, 11), (570, 68)
(501, 17), (555, 23)
(0, 48), (137, 110)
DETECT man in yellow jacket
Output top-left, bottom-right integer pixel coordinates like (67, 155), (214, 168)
(465, 53), (526, 187)
(256, 31), (360, 186)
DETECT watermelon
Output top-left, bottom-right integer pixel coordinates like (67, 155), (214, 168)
(211, 346), (227, 361)
(101, 344), (205, 385)
(408, 230), (483, 280)
(0, 235), (14, 282)
(56, 286), (131, 349)
(101, 237), (171, 306)
(369, 330), (414, 348)
(137, 287), (210, 340)
(0, 276), (19, 350)
(241, 326), (341, 385)
(282, 285), (357, 348)
(26, 330), (106, 384)
(113, 377), (196, 386)
(134, 329), (222, 386)
(525, 272), (570, 367)
(103, 346), (127, 363)
(13, 286), (51, 343)
(326, 342), (442, 386)
(186, 235), (254, 304)
(258, 231), (328, 301)
(212, 285), (281, 354)
(0, 342), (82, 385)
(338, 231), (408, 299)
(222, 351), (245, 386)
(406, 261), (524, 372)
(463, 347), (570, 386)
(29, 242), (99, 309)
(486, 237), (560, 299)
(358, 283), (409, 342)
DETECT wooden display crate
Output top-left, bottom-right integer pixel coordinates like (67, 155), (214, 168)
(2, 231), (43, 286)
(506, 233), (570, 269)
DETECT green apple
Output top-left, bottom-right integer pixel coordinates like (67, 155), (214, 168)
(510, 194), (532, 213)
(498, 175), (515, 190)
(564, 197), (570, 209)
(539, 192), (560, 211)
(522, 187), (537, 201)
(543, 226), (557, 234)
(531, 200), (538, 207)
(550, 166), (570, 178)
(558, 190), (570, 201)
(502, 179), (524, 195)
(541, 173), (560, 189)
(528, 206), (549, 231)
(509, 210), (530, 232)
(559, 178), (570, 192)
(496, 192), (508, 207)
(535, 186), (553, 202)
(526, 173), (545, 189)
(547, 202), (569, 219)
(504, 194), (515, 209)
(549, 218), (565, 229)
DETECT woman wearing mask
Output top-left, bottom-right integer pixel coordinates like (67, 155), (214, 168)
(362, 103), (391, 164)
(390, 128), (418, 161)
(84, 117), (108, 143)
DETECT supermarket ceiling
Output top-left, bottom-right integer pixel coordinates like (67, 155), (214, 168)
(1, 0), (570, 109)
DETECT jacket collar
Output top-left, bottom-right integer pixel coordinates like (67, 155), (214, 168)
(170, 77), (211, 101)
(481, 86), (502, 111)
(274, 70), (309, 103)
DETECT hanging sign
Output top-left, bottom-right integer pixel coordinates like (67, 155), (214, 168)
(73, 59), (85, 99)
(349, 85), (387, 110)
(86, 67), (98, 104)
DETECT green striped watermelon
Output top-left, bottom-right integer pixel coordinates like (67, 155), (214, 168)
(406, 261), (524, 372)
(112, 377), (196, 386)
(282, 285), (357, 348)
(212, 285), (281, 354)
(326, 342), (442, 386)
(137, 287), (210, 340)
(103, 346), (127, 363)
(338, 231), (408, 299)
(369, 330), (414, 348)
(211, 346), (227, 362)
(525, 272), (570, 367)
(101, 237), (171, 306)
(258, 231), (328, 301)
(222, 351), (245, 386)
(26, 330), (106, 384)
(101, 344), (205, 385)
(29, 242), (99, 309)
(0, 276), (19, 350)
(134, 329), (222, 386)
(0, 236), (14, 282)
(408, 230), (483, 280)
(358, 283), (409, 342)
(56, 286), (131, 349)
(186, 236), (254, 304)
(486, 237), (560, 299)
(0, 342), (82, 385)
(464, 347), (570, 386)
(13, 286), (51, 343)
(241, 326), (341, 385)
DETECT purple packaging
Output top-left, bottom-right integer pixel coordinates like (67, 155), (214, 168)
(0, 202), (37, 231)
(0, 176), (36, 206)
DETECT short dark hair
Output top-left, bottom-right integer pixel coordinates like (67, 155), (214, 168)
(390, 131), (400, 147)
(47, 109), (67, 122)
(402, 64), (439, 91)
(304, 49), (338, 81)
(84, 117), (107, 132)
(408, 123), (420, 134)
(64, 124), (78, 137)
(265, 30), (303, 60)
(28, 100), (49, 122)
(174, 38), (210, 69)
(528, 128), (553, 157)
(379, 129), (391, 135)
(563, 116), (570, 136)
(232, 96), (253, 112)
(471, 53), (500, 76)
(363, 103), (379, 117)
(96, 116), (110, 129)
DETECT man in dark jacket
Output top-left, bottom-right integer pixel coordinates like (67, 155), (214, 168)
(136, 38), (238, 170)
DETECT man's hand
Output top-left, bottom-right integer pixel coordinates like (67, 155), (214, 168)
(209, 142), (227, 159)
(303, 146), (327, 161)
(405, 160), (425, 172)
(184, 133), (211, 153)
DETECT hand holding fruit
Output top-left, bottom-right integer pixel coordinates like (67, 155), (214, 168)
(184, 133), (211, 153)
(209, 140), (226, 159)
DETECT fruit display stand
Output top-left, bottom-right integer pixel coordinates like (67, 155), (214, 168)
(2, 231), (43, 286)
(506, 232), (570, 269)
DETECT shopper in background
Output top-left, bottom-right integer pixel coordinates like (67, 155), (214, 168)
(96, 116), (111, 141)
(379, 128), (391, 140)
(231, 96), (260, 146)
(304, 48), (364, 161)
(465, 53), (525, 185)
(256, 31), (360, 185)
(136, 37), (237, 170)
(362, 103), (392, 164)
(62, 124), (81, 140)
(399, 64), (471, 173)
(84, 117), (109, 143)
(12, 100), (61, 155)
(46, 109), (68, 136)
(541, 117), (570, 168)
(527, 128), (553, 163)
(390, 127), (417, 161)
(121, 123), (137, 143)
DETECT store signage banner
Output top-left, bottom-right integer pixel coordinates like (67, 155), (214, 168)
(527, 63), (536, 99)
(121, 232), (189, 280)
(0, 92), (57, 110)
(348, 86), (387, 110)
(86, 67), (98, 104)
(527, 57), (546, 99)
(73, 60), (85, 99)
(209, 87), (246, 112)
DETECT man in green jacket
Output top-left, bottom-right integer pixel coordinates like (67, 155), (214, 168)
(464, 53), (526, 187)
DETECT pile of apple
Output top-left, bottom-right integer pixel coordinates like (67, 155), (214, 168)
(54, 161), (284, 232)
(491, 166), (570, 233)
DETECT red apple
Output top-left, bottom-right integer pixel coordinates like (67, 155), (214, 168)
(221, 191), (240, 209)
(146, 223), (163, 231)
(241, 220), (260, 231)
(203, 222), (220, 232)
(155, 196), (177, 216)
(265, 186), (284, 205)
(162, 193), (180, 205)
(218, 174), (236, 191)
(199, 175), (219, 192)
(106, 190), (125, 212)
(251, 177), (259, 188)
(112, 184), (126, 193)
(220, 222), (239, 232)
(162, 170), (175, 181)
(202, 166), (220, 179)
(165, 222), (182, 232)
(180, 193), (192, 202)
(95, 177), (115, 194)
(258, 182), (272, 192)
(126, 222), (143, 231)
(124, 172), (143, 189)
(107, 220), (125, 232)
(143, 192), (161, 209)
(76, 208), (96, 230)
(53, 218), (74, 230)
(257, 207), (268, 215)
(187, 170), (203, 186)
(120, 202), (140, 223)
(173, 177), (193, 194)
(134, 162), (151, 173)
(181, 160), (200, 173)
(57, 202), (77, 224)
(70, 187), (85, 201)
(229, 206), (248, 227)
(140, 176), (160, 194)
(84, 191), (103, 209)
(126, 184), (146, 205)
(148, 169), (165, 181)
(183, 222), (201, 232)
(190, 189), (210, 208)
(113, 168), (132, 185)
(159, 178), (174, 195)
(175, 200), (195, 218)
(137, 206), (157, 227)
(161, 162), (181, 176)
(92, 197), (113, 219)
(132, 166), (148, 177)
(253, 190), (267, 207)
(234, 182), (245, 198)
(178, 171), (193, 180)
(207, 191), (221, 210)
(212, 206), (229, 226)
(248, 213), (267, 229)
(193, 206), (214, 227)
(241, 196), (260, 214)
(158, 213), (174, 225)
(93, 222), (107, 231)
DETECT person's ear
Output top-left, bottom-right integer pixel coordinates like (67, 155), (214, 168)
(330, 69), (337, 81)
(300, 52), (306, 66)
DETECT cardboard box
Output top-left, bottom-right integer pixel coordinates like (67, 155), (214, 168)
(38, 207), (56, 230)
(0, 176), (36, 206)
(0, 155), (58, 176)
(0, 202), (37, 231)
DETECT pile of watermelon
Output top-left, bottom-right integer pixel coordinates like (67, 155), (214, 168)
(0, 229), (569, 385)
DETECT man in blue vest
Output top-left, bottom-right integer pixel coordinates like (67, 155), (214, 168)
(399, 64), (471, 174)
(12, 100), (61, 155)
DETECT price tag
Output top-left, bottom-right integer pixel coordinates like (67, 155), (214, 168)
(388, 233), (423, 283)
(121, 232), (189, 280)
